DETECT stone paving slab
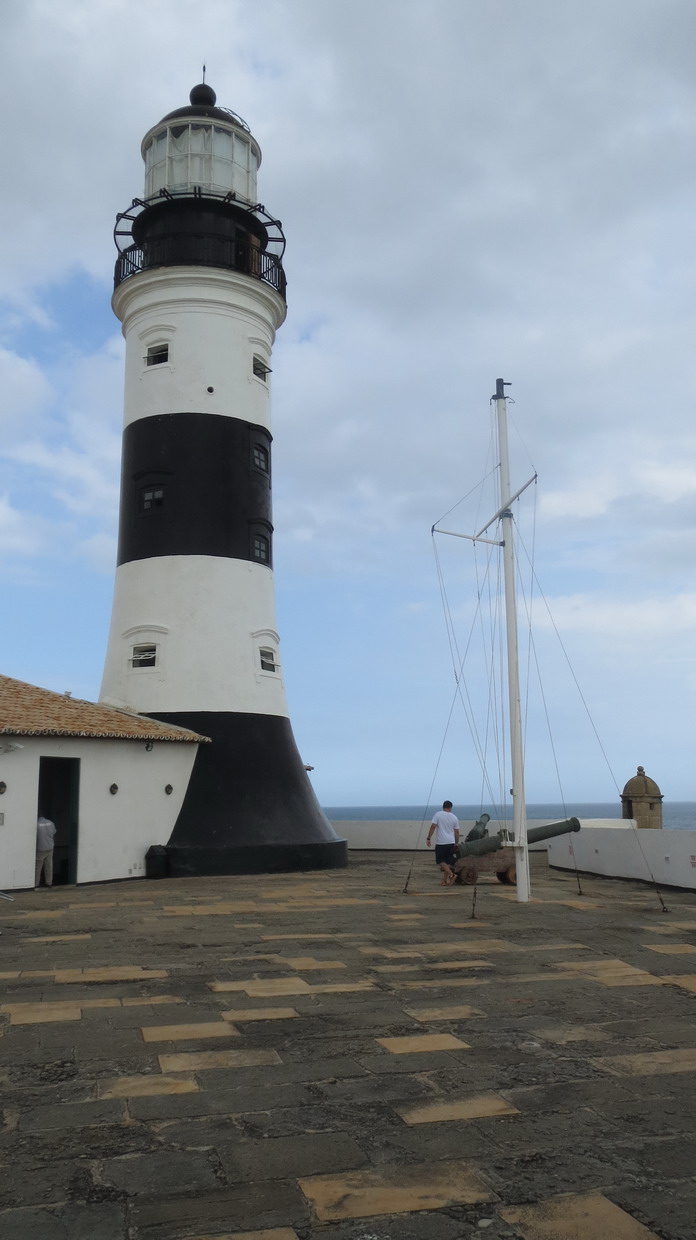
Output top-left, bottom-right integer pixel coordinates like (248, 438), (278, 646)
(2, 852), (696, 1238)
(501, 1190), (659, 1237)
(298, 1158), (496, 1220)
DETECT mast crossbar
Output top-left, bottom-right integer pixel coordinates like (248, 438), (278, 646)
(434, 528), (502, 547)
(473, 474), (537, 540)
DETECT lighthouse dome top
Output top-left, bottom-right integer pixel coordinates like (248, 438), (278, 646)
(141, 83), (260, 203)
(189, 82), (217, 107)
(155, 83), (252, 134)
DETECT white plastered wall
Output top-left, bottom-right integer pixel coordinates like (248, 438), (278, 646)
(548, 825), (696, 891)
(113, 267), (285, 429)
(0, 736), (198, 890)
(100, 556), (289, 716)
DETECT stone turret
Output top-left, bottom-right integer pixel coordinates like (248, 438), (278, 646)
(621, 766), (663, 830)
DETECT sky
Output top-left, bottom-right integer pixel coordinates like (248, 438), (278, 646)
(2, 0), (696, 809)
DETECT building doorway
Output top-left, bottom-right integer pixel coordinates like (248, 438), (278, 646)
(37, 758), (80, 885)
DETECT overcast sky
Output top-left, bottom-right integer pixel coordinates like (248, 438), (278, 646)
(3, 0), (696, 810)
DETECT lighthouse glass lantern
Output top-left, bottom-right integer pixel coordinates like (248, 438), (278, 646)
(100, 83), (347, 875)
(142, 114), (259, 201)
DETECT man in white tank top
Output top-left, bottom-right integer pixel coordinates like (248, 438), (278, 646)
(426, 801), (460, 885)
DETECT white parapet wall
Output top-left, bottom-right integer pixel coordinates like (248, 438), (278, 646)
(548, 825), (696, 891)
(330, 819), (585, 851)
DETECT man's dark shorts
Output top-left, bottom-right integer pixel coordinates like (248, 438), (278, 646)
(435, 843), (456, 866)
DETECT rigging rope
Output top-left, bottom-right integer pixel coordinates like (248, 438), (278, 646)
(432, 466), (499, 531)
(432, 534), (505, 809)
(515, 536), (669, 912)
(515, 537), (584, 896)
(401, 679), (461, 895)
(403, 526), (512, 899)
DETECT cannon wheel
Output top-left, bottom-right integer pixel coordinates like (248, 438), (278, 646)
(496, 864), (517, 885)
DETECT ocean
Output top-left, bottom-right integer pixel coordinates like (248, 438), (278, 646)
(324, 802), (696, 830)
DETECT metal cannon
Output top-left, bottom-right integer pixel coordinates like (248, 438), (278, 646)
(453, 817), (581, 886)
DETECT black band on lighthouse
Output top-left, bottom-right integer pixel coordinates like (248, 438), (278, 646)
(117, 412), (273, 566)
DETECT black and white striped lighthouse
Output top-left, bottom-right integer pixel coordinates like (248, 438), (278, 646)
(100, 83), (347, 875)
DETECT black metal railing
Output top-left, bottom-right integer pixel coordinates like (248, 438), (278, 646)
(114, 234), (286, 298)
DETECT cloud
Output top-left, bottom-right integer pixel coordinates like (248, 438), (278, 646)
(77, 531), (118, 573)
(0, 337), (122, 585)
(539, 591), (696, 641)
(0, 347), (52, 440)
(4, 1), (696, 799)
(0, 493), (46, 559)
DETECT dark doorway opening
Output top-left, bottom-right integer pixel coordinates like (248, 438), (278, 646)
(37, 758), (80, 885)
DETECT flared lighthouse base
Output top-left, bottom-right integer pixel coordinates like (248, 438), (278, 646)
(148, 709), (348, 876)
(166, 839), (347, 877)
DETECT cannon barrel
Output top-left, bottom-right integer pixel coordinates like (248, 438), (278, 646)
(456, 817), (580, 859)
(457, 835), (506, 859)
(527, 817), (580, 844)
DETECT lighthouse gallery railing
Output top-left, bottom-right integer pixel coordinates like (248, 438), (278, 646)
(114, 236), (286, 298)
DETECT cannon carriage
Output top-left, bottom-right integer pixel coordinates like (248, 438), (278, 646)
(451, 818), (581, 887)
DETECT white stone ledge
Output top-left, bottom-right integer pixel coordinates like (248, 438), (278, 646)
(548, 825), (696, 890)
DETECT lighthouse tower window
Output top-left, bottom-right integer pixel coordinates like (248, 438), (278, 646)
(253, 356), (271, 381)
(131, 644), (157, 669)
(141, 487), (164, 511)
(252, 533), (270, 564)
(259, 648), (277, 673)
(146, 344), (169, 366)
(252, 444), (269, 473)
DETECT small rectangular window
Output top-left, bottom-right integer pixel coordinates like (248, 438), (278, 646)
(252, 355), (271, 381)
(142, 488), (164, 511)
(131, 644), (156, 669)
(260, 647), (277, 672)
(252, 534), (270, 564)
(252, 444), (269, 473)
(146, 344), (169, 366)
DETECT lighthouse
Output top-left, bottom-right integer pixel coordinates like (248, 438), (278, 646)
(100, 83), (346, 875)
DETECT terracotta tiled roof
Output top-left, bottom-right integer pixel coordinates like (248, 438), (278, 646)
(0, 675), (209, 743)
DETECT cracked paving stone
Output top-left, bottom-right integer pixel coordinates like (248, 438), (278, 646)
(100, 1149), (222, 1196)
(128, 1180), (309, 1235)
(0, 1203), (127, 1240)
(218, 1132), (368, 1181)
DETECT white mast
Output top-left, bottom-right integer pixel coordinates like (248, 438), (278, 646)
(492, 378), (531, 902)
(436, 378), (535, 901)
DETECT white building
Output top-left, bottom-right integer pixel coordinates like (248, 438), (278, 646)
(0, 675), (205, 890)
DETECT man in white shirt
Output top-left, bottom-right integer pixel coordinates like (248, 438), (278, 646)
(426, 800), (460, 885)
(35, 816), (56, 889)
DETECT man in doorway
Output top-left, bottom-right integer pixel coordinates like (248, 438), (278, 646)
(35, 815), (56, 889)
(426, 800), (460, 885)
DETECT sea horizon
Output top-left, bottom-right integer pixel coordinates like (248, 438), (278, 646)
(323, 801), (696, 830)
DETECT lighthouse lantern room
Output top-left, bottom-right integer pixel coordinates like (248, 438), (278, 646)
(100, 83), (347, 875)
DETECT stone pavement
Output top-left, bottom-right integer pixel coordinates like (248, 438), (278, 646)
(1, 852), (696, 1239)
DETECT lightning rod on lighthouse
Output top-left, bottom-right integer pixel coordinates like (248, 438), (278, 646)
(100, 82), (347, 874)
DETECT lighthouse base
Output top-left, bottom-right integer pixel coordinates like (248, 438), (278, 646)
(148, 709), (348, 875)
(166, 839), (347, 877)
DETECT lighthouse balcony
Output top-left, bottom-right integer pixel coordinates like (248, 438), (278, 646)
(114, 235), (286, 298)
(113, 191), (287, 299)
